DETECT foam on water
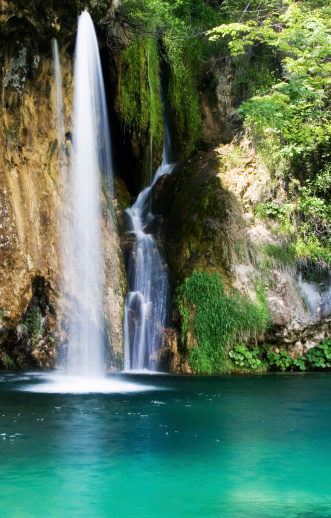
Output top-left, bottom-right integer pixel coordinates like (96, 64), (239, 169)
(20, 373), (160, 394)
(122, 369), (169, 375)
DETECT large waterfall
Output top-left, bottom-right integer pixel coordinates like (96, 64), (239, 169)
(124, 95), (175, 372)
(68, 10), (113, 376)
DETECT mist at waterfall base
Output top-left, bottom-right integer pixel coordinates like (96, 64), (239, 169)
(124, 93), (175, 372)
(68, 11), (113, 378)
(2, 373), (331, 518)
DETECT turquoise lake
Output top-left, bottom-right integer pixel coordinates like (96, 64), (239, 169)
(1, 372), (331, 517)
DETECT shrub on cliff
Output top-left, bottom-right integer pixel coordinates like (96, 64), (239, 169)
(176, 271), (270, 373)
(208, 0), (331, 270)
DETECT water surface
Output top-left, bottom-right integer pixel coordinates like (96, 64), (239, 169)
(1, 372), (331, 517)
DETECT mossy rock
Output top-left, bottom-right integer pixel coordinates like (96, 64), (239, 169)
(151, 150), (250, 285)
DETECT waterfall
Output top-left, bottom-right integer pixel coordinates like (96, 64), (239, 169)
(123, 85), (175, 372)
(68, 10), (113, 376)
(52, 38), (70, 198)
(52, 39), (65, 147)
(52, 38), (71, 292)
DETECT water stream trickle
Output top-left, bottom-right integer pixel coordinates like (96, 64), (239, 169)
(124, 92), (175, 372)
(52, 39), (65, 148)
(68, 11), (113, 376)
(52, 38), (72, 296)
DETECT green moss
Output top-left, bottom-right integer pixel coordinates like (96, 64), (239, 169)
(3, 120), (18, 142)
(21, 308), (43, 338)
(165, 40), (201, 159)
(176, 271), (270, 374)
(255, 243), (297, 273)
(292, 234), (331, 267)
(119, 0), (224, 159)
(2, 354), (16, 370)
(120, 37), (163, 157)
(147, 39), (163, 148)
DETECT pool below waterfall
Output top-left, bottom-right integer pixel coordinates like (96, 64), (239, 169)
(1, 372), (331, 517)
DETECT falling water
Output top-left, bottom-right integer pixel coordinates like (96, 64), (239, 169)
(68, 11), (113, 376)
(124, 87), (175, 372)
(52, 39), (65, 146)
(52, 37), (72, 291)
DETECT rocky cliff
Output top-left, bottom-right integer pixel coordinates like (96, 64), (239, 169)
(1, 0), (331, 373)
(151, 140), (331, 372)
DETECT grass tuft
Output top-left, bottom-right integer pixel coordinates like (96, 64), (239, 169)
(176, 271), (270, 373)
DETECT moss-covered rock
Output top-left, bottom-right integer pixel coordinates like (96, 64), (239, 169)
(151, 150), (250, 285)
(149, 142), (331, 371)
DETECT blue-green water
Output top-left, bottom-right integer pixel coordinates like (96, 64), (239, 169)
(1, 372), (331, 517)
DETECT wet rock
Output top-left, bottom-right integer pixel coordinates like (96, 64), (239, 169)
(144, 215), (164, 235)
(158, 327), (183, 373)
(150, 151), (249, 284)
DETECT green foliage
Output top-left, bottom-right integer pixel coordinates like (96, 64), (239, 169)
(176, 271), (270, 374)
(2, 354), (16, 370)
(165, 41), (201, 158)
(209, 1), (331, 268)
(292, 234), (331, 266)
(255, 202), (294, 220)
(233, 49), (277, 103)
(266, 349), (307, 372)
(292, 355), (307, 371)
(120, 38), (163, 148)
(120, 0), (223, 158)
(21, 308), (44, 339)
(267, 350), (293, 371)
(227, 343), (329, 372)
(229, 344), (266, 371)
(305, 340), (331, 369)
(257, 244), (297, 271)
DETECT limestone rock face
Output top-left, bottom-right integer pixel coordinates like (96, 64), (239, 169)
(199, 58), (243, 147)
(0, 5), (127, 370)
(151, 144), (331, 364)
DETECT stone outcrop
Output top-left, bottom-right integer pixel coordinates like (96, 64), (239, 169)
(151, 151), (250, 284)
(200, 57), (242, 147)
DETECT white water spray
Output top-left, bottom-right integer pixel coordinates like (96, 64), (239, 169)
(52, 38), (72, 287)
(124, 91), (175, 372)
(68, 11), (113, 376)
(52, 39), (65, 146)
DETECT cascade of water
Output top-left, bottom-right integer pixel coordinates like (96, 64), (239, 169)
(52, 38), (71, 288)
(68, 10), (113, 376)
(52, 39), (65, 146)
(123, 85), (175, 372)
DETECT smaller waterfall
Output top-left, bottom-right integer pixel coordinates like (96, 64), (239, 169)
(52, 39), (65, 146)
(68, 11), (113, 376)
(124, 92), (175, 372)
(52, 38), (70, 198)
